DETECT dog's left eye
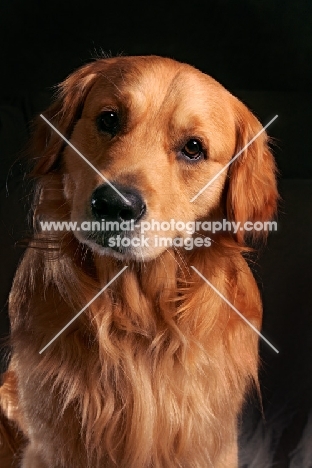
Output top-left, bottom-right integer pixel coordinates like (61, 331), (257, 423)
(96, 111), (119, 136)
(180, 139), (205, 161)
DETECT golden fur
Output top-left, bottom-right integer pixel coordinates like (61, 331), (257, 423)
(0, 56), (278, 467)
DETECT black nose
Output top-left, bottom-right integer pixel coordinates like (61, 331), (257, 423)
(91, 184), (146, 222)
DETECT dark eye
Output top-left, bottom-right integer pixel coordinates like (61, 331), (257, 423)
(96, 111), (119, 136)
(180, 139), (205, 161)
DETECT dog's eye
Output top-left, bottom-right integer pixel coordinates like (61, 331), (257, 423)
(180, 139), (204, 161)
(96, 111), (119, 136)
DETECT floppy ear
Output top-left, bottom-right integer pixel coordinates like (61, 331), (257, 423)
(226, 101), (278, 244)
(31, 61), (103, 176)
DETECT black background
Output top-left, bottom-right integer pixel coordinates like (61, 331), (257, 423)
(1, 0), (311, 95)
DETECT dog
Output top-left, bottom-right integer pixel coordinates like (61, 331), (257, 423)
(0, 55), (278, 467)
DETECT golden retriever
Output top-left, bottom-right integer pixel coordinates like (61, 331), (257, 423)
(0, 55), (278, 467)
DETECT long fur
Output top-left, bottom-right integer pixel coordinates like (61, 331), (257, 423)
(0, 55), (278, 467)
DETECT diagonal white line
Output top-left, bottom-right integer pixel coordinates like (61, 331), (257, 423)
(191, 266), (279, 353)
(40, 114), (129, 203)
(190, 114), (278, 203)
(39, 265), (128, 354)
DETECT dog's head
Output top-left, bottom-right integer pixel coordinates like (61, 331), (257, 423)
(32, 56), (278, 261)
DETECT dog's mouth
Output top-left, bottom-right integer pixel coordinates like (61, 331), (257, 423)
(82, 228), (159, 261)
(80, 226), (211, 261)
(87, 230), (133, 254)
(75, 183), (211, 260)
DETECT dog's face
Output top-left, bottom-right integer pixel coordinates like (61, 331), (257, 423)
(35, 56), (277, 260)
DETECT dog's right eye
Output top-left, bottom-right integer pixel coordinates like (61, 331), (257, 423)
(96, 111), (119, 136)
(178, 138), (206, 162)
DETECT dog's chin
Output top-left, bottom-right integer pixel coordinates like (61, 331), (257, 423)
(79, 236), (167, 262)
(90, 244), (165, 262)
